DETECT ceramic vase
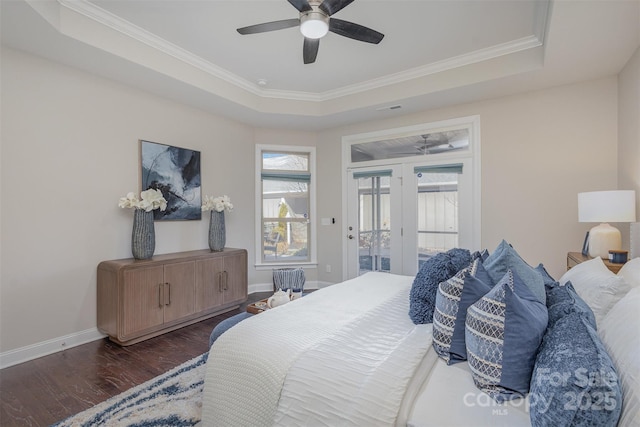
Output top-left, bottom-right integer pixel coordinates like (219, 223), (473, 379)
(132, 209), (155, 260)
(209, 210), (225, 251)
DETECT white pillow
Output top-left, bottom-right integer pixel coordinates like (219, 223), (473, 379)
(618, 257), (640, 289)
(598, 287), (640, 427)
(559, 257), (630, 326)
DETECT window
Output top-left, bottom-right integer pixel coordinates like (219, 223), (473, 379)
(343, 116), (480, 277)
(256, 145), (316, 266)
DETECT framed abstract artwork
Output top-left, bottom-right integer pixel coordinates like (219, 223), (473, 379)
(140, 140), (201, 220)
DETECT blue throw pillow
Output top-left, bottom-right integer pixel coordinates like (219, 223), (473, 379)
(465, 270), (548, 402)
(483, 240), (546, 304)
(433, 259), (493, 364)
(545, 281), (597, 329)
(472, 249), (490, 262)
(529, 312), (622, 427)
(534, 263), (557, 289)
(409, 248), (472, 324)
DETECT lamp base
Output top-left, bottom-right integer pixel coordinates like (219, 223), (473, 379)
(588, 223), (622, 259)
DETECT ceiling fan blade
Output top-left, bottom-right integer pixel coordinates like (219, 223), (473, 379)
(288, 0), (312, 13)
(319, 0), (355, 16)
(329, 18), (384, 44)
(303, 38), (320, 64)
(237, 19), (300, 35)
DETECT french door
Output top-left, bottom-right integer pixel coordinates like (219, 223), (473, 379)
(346, 160), (473, 279)
(346, 165), (402, 277)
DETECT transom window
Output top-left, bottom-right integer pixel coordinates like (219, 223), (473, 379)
(343, 116), (481, 278)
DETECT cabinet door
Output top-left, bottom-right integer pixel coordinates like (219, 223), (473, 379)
(223, 251), (248, 304)
(122, 266), (164, 338)
(163, 261), (196, 323)
(195, 257), (225, 312)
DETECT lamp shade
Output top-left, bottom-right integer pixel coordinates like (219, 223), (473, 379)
(578, 190), (637, 258)
(578, 190), (636, 223)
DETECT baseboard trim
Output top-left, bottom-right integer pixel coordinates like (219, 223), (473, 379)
(1, 282), (336, 369)
(0, 328), (107, 369)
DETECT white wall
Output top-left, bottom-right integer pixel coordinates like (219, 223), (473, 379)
(0, 45), (622, 362)
(0, 47), (256, 354)
(618, 46), (640, 250)
(316, 78), (619, 283)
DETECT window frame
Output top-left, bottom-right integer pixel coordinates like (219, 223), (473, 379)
(341, 115), (481, 279)
(255, 144), (317, 269)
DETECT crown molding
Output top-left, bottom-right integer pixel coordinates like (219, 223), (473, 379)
(56, 0), (548, 104)
(57, 0), (261, 95)
(269, 35), (543, 102)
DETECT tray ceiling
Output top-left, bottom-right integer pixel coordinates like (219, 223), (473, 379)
(2, 0), (638, 130)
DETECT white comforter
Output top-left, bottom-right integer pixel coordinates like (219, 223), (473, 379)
(201, 272), (433, 427)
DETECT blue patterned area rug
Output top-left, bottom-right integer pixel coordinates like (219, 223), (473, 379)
(53, 353), (207, 427)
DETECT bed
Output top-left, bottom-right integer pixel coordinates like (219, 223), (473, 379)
(201, 244), (640, 427)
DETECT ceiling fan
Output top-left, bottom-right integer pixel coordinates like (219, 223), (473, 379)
(412, 135), (448, 155)
(387, 135), (453, 158)
(236, 0), (384, 64)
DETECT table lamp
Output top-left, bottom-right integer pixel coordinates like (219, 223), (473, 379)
(578, 190), (636, 258)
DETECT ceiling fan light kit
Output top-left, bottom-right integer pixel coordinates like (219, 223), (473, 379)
(300, 11), (329, 39)
(236, 0), (384, 64)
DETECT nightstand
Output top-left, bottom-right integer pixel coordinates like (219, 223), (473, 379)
(567, 252), (624, 274)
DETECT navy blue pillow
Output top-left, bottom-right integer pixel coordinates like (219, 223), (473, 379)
(433, 260), (493, 364)
(409, 248), (472, 324)
(530, 312), (622, 427)
(545, 281), (597, 330)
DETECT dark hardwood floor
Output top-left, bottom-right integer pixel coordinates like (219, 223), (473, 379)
(0, 292), (270, 427)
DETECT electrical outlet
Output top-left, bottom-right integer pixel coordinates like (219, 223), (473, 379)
(326, 264), (332, 273)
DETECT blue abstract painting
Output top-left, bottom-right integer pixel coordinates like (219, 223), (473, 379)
(140, 140), (201, 220)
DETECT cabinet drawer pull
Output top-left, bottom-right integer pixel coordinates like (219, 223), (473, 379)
(166, 282), (171, 306)
(223, 270), (229, 291)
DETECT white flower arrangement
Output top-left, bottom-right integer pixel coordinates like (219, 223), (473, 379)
(118, 189), (168, 212)
(202, 195), (233, 213)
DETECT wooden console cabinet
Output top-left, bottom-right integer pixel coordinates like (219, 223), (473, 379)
(98, 248), (247, 345)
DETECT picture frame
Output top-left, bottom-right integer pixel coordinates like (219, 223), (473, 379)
(581, 231), (590, 256)
(140, 140), (201, 220)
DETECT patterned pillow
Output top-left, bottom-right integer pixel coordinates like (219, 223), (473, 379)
(471, 249), (490, 263)
(432, 259), (493, 364)
(529, 312), (622, 427)
(534, 263), (557, 288)
(465, 270), (548, 402)
(409, 248), (472, 324)
(483, 240), (546, 304)
(545, 281), (597, 329)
